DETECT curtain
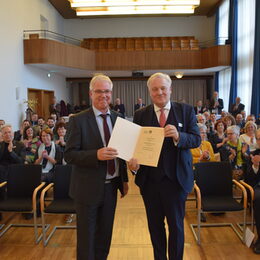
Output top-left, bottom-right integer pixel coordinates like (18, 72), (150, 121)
(111, 79), (207, 117)
(228, 0), (238, 112)
(237, 0), (255, 115)
(251, 0), (260, 116)
(218, 68), (232, 112)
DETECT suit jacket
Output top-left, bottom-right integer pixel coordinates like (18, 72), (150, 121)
(0, 140), (26, 165)
(210, 98), (224, 114)
(133, 102), (201, 193)
(194, 106), (205, 115)
(134, 103), (145, 111)
(230, 103), (245, 116)
(64, 108), (128, 205)
(245, 149), (260, 188)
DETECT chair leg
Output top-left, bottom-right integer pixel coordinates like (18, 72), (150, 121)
(197, 209), (201, 245)
(42, 212), (47, 246)
(243, 208), (246, 244)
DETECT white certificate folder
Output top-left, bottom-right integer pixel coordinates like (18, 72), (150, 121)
(108, 117), (164, 167)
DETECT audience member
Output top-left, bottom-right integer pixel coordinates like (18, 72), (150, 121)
(210, 91), (224, 114)
(60, 100), (68, 117)
(203, 111), (210, 122)
(30, 113), (38, 126)
(0, 119), (5, 128)
(46, 117), (55, 132)
(194, 100), (205, 114)
(209, 120), (227, 153)
(50, 113), (58, 124)
(22, 126), (41, 164)
(0, 125), (26, 181)
(196, 114), (206, 125)
(221, 110), (228, 119)
(236, 113), (245, 130)
(55, 122), (67, 162)
(79, 100), (89, 111)
(49, 96), (61, 118)
(220, 125), (246, 179)
(206, 113), (217, 136)
(230, 97), (245, 117)
(114, 98), (126, 118)
(244, 129), (260, 254)
(191, 123), (215, 164)
(34, 128), (62, 183)
(223, 114), (236, 128)
(246, 114), (256, 123)
(239, 121), (257, 153)
(14, 119), (31, 141)
(134, 98), (145, 111)
(241, 110), (246, 122)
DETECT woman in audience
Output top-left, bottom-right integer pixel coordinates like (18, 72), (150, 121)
(220, 125), (247, 179)
(244, 128), (260, 254)
(22, 126), (41, 164)
(239, 121), (257, 153)
(34, 128), (62, 183)
(197, 114), (206, 125)
(223, 114), (236, 129)
(190, 123), (215, 164)
(209, 120), (227, 153)
(14, 119), (31, 141)
(55, 122), (67, 163)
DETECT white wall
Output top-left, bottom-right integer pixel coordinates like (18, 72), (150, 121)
(0, 0), (69, 129)
(64, 16), (215, 42)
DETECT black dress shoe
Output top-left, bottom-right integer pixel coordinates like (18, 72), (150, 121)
(253, 239), (260, 254)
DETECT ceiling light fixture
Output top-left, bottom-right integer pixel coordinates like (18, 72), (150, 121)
(174, 72), (184, 79)
(68, 0), (200, 16)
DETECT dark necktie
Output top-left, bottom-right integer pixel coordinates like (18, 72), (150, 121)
(100, 114), (115, 175)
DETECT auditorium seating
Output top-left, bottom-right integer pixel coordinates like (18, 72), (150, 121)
(81, 36), (199, 52)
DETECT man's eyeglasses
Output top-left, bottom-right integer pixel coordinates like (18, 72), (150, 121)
(92, 89), (111, 95)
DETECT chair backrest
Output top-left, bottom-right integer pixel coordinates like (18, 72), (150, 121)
(7, 164), (42, 198)
(193, 162), (233, 197)
(53, 165), (72, 200)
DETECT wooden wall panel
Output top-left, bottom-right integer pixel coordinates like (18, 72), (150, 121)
(24, 39), (95, 70)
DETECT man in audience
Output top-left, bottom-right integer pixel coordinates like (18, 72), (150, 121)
(236, 113), (245, 130)
(129, 72), (200, 260)
(245, 129), (260, 254)
(194, 100), (205, 114)
(246, 114), (256, 123)
(114, 98), (126, 118)
(46, 117), (55, 132)
(134, 97), (145, 111)
(65, 74), (128, 260)
(210, 91), (224, 114)
(230, 97), (245, 117)
(0, 125), (26, 181)
(30, 113), (38, 126)
(49, 96), (61, 118)
(0, 119), (5, 128)
(197, 114), (206, 125)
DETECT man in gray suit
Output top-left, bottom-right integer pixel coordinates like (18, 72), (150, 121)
(64, 74), (128, 260)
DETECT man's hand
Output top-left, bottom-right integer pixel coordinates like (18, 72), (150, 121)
(121, 182), (129, 198)
(97, 147), (118, 161)
(164, 124), (179, 142)
(7, 141), (13, 153)
(128, 158), (140, 171)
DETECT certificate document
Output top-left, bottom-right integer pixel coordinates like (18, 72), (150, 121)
(108, 117), (164, 167)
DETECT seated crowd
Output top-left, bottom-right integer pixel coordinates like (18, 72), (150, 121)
(192, 98), (260, 254)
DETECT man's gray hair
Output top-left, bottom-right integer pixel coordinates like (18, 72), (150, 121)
(147, 72), (172, 89)
(0, 124), (12, 132)
(227, 125), (240, 136)
(89, 74), (113, 91)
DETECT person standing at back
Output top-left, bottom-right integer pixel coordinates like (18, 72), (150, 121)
(129, 72), (201, 260)
(64, 74), (128, 260)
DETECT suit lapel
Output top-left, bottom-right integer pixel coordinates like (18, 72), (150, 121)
(144, 105), (156, 126)
(86, 108), (104, 147)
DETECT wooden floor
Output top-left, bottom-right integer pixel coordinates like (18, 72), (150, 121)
(0, 174), (259, 260)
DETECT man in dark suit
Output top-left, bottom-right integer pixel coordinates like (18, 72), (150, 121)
(210, 91), (224, 114)
(134, 97), (145, 111)
(64, 74), (128, 260)
(245, 128), (260, 254)
(230, 97), (245, 117)
(129, 73), (201, 260)
(114, 98), (126, 118)
(193, 100), (205, 115)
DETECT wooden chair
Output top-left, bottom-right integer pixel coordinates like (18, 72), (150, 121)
(181, 39), (190, 50)
(117, 38), (126, 50)
(190, 39), (199, 50)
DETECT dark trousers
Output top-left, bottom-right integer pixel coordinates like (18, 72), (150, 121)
(141, 177), (188, 260)
(254, 187), (260, 238)
(75, 180), (119, 260)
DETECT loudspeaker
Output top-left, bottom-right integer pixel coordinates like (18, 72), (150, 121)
(132, 71), (144, 78)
